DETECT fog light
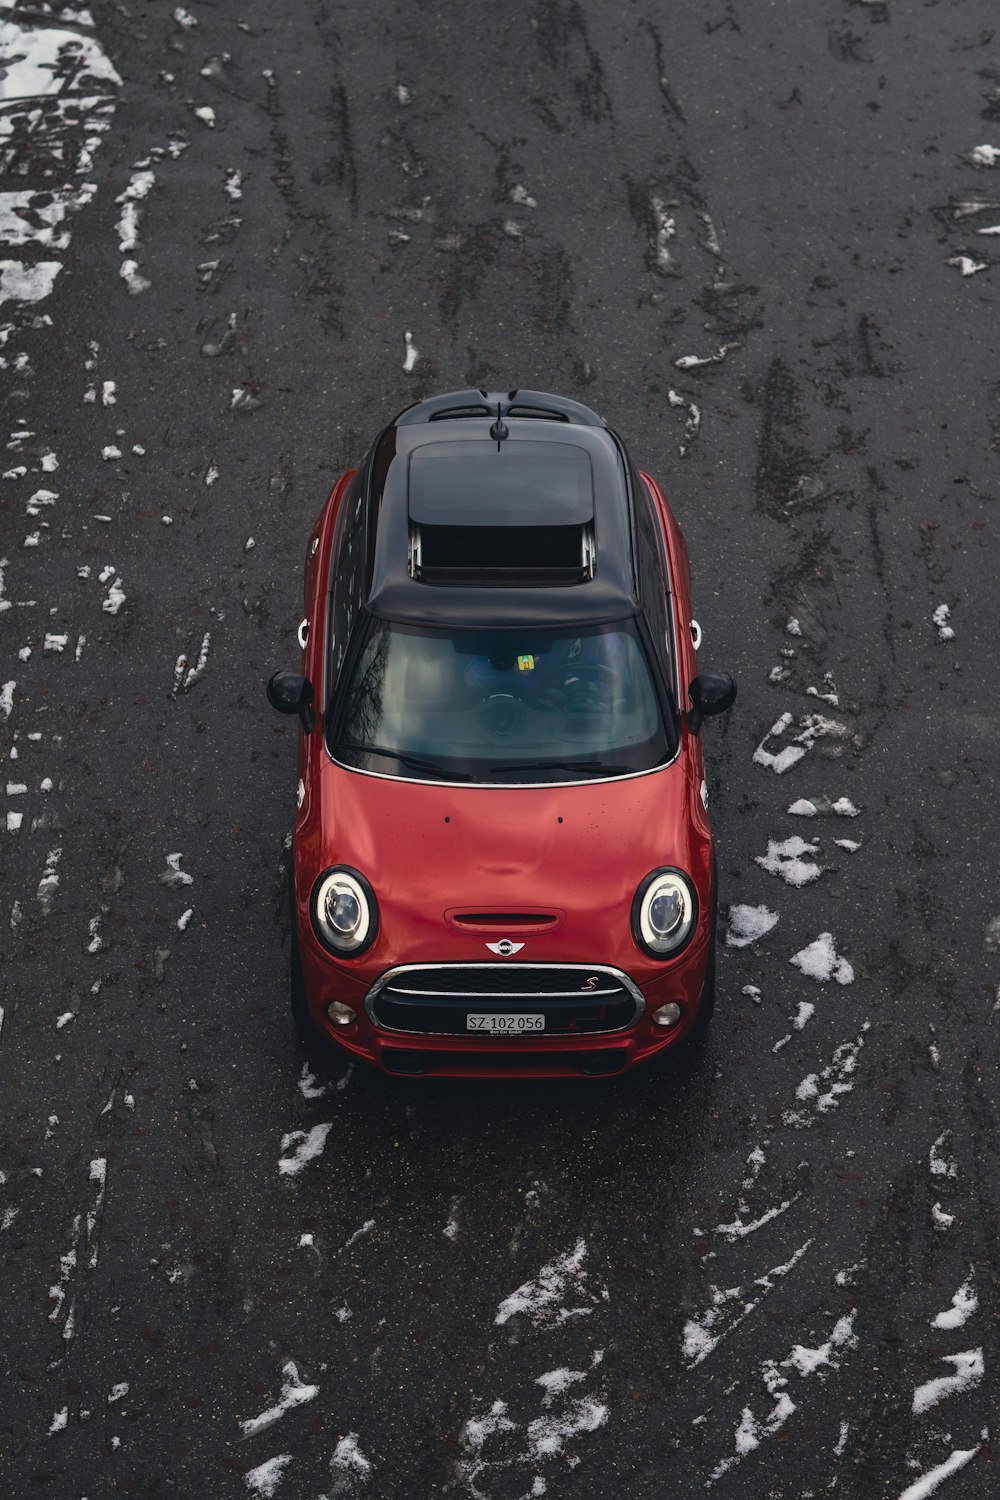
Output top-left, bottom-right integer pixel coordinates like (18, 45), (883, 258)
(652, 1002), (683, 1029)
(326, 1001), (356, 1029)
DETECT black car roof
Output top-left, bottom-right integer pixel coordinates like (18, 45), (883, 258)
(363, 389), (640, 629)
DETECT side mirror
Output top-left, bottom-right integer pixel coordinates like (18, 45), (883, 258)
(267, 670), (316, 733)
(687, 672), (737, 735)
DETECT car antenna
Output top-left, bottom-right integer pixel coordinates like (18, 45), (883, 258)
(489, 402), (509, 448)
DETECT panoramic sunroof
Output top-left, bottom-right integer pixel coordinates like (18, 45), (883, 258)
(407, 440), (594, 528)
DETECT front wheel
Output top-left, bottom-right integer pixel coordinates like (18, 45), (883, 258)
(290, 918), (312, 1032)
(682, 860), (718, 1044)
(685, 929), (716, 1041)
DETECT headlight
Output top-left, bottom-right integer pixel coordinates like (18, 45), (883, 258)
(311, 867), (378, 956)
(632, 868), (697, 957)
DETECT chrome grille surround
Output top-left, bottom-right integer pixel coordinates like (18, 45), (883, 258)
(365, 962), (645, 1037)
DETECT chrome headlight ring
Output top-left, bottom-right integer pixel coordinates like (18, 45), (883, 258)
(310, 866), (378, 957)
(631, 867), (698, 959)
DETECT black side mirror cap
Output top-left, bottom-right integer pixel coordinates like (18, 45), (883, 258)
(267, 671), (316, 733)
(687, 672), (737, 735)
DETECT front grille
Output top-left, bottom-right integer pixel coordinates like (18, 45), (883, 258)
(367, 964), (643, 1037)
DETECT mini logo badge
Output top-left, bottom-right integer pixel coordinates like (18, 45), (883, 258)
(582, 975), (599, 990)
(486, 939), (524, 957)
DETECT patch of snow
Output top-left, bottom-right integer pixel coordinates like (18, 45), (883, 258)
(402, 329), (418, 373)
(932, 603), (955, 641)
(36, 846), (61, 913)
(675, 343), (735, 370)
(0, 261), (62, 306)
(898, 1444), (982, 1500)
(912, 1349), (983, 1415)
(790, 932), (854, 984)
(788, 795), (861, 818)
(243, 1455), (293, 1497)
(753, 713), (806, 775)
(120, 259), (150, 294)
(525, 1397), (607, 1461)
(969, 144), (1000, 167)
(714, 1196), (800, 1243)
(651, 195), (676, 275)
(755, 835), (822, 887)
(784, 1313), (857, 1376)
(239, 1361), (318, 1436)
(495, 1238), (598, 1329)
(342, 1219), (375, 1251)
(710, 1310), (856, 1483)
(783, 1025), (870, 1127)
(683, 1242), (811, 1367)
(932, 1273), (977, 1331)
(159, 852), (193, 888)
(929, 1132), (959, 1179)
(277, 1123), (332, 1177)
(297, 1063), (326, 1100)
(945, 255), (988, 276)
(932, 1201), (955, 1232)
(535, 1367), (588, 1404)
(726, 904), (779, 948)
(330, 1433), (371, 1476)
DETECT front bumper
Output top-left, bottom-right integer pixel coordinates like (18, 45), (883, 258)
(296, 925), (712, 1079)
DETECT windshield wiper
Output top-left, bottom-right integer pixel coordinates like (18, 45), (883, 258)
(488, 760), (634, 777)
(334, 743), (471, 780)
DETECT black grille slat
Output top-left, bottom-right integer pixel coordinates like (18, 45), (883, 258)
(369, 965), (641, 1037)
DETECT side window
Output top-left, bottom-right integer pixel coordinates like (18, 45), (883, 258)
(632, 473), (672, 683)
(331, 481), (367, 685)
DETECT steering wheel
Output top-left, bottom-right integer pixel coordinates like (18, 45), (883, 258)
(480, 692), (527, 738)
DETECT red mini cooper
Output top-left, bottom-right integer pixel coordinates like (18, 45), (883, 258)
(267, 390), (735, 1078)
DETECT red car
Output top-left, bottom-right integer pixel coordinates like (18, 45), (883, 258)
(267, 390), (735, 1078)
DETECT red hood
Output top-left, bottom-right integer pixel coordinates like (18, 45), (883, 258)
(297, 753), (711, 972)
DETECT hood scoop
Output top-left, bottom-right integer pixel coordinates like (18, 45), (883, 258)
(446, 909), (563, 934)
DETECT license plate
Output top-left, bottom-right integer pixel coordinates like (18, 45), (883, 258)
(466, 1013), (545, 1035)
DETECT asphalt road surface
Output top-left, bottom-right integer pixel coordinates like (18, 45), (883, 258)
(2, 2), (998, 1496)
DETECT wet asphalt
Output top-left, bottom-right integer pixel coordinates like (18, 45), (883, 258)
(1, 1), (999, 1496)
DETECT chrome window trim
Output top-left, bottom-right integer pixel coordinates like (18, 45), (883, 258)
(365, 962), (646, 1036)
(325, 748), (678, 788)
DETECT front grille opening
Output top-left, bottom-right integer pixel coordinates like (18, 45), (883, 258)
(411, 523), (594, 586)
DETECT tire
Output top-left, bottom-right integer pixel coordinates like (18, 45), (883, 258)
(290, 916), (313, 1032)
(288, 850), (315, 1035)
(684, 859), (718, 1043)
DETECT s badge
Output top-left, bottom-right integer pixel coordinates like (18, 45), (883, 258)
(486, 939), (524, 957)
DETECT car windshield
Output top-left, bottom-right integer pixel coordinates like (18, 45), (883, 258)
(331, 617), (675, 783)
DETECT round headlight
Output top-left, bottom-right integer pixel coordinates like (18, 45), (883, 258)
(632, 868), (697, 957)
(311, 867), (377, 956)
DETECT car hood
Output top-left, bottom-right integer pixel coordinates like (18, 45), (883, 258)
(299, 756), (711, 969)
